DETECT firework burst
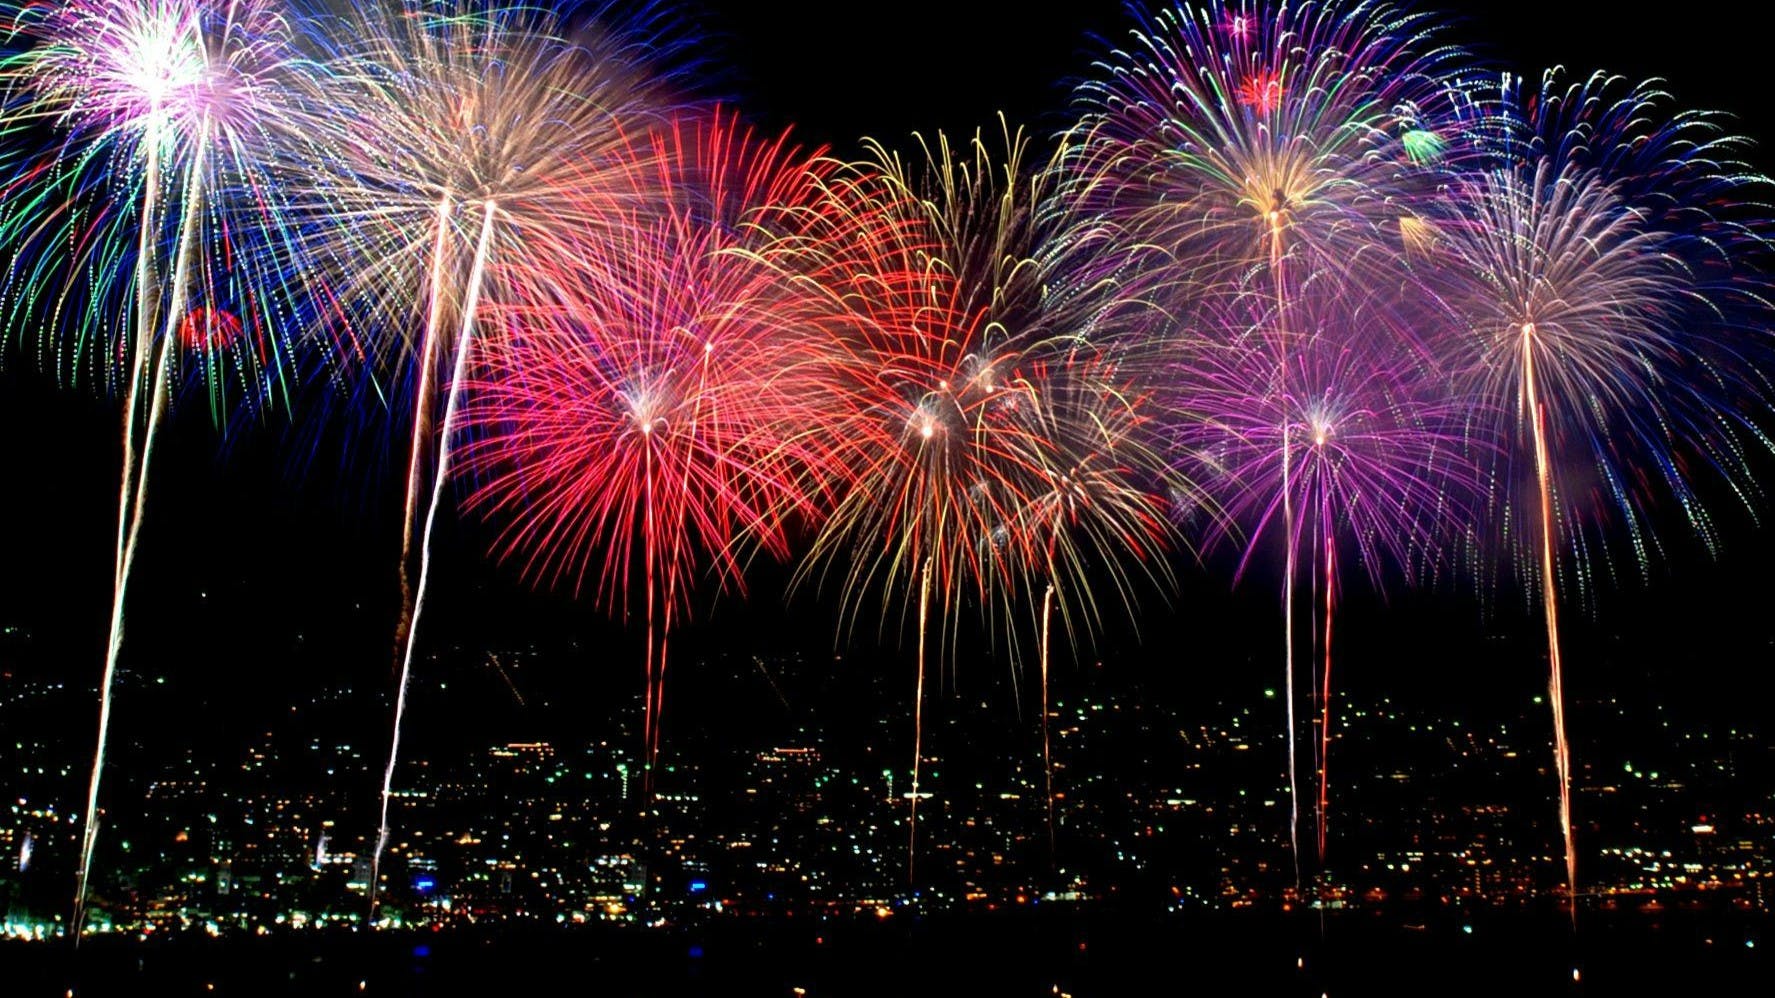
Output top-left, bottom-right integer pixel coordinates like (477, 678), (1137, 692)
(1059, 0), (1476, 297)
(460, 108), (834, 793)
(276, 0), (691, 914)
(2, 0), (323, 412)
(2, 0), (335, 931)
(773, 122), (1174, 873)
(1169, 281), (1482, 870)
(772, 157), (1051, 875)
(1435, 68), (1775, 911)
(1057, 0), (1480, 880)
(867, 121), (1176, 637)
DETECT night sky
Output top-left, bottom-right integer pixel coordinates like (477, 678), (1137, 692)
(2, 0), (1772, 758)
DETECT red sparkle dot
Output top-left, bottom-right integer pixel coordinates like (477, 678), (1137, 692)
(179, 307), (244, 350)
(1236, 72), (1284, 114)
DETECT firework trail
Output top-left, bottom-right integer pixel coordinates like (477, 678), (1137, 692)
(278, 0), (688, 914)
(1012, 348), (1177, 854)
(460, 107), (833, 795)
(1434, 69), (1775, 913)
(1058, 0), (1477, 883)
(2, 0), (330, 932)
(376, 192), (496, 912)
(1038, 583), (1055, 851)
(1167, 283), (1482, 871)
(910, 555), (931, 872)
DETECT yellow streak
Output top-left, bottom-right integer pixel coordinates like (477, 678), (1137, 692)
(1523, 321), (1577, 917)
(1040, 583), (1056, 858)
(908, 558), (932, 882)
(395, 195), (457, 671)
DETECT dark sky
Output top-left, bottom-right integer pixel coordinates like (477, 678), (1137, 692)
(695, 1), (1769, 149)
(2, 1), (1772, 742)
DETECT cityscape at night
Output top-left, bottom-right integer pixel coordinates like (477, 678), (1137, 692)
(5, 648), (1774, 932)
(3, 603), (1773, 991)
(3, 0), (1775, 994)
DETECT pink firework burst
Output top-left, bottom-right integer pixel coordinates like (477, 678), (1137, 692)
(461, 109), (834, 778)
(1166, 280), (1485, 871)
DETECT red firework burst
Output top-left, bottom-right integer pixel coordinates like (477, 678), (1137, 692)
(1236, 70), (1284, 114)
(461, 109), (834, 775)
(769, 167), (1048, 642)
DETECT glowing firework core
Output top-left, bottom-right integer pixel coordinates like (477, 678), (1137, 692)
(121, 20), (202, 111)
